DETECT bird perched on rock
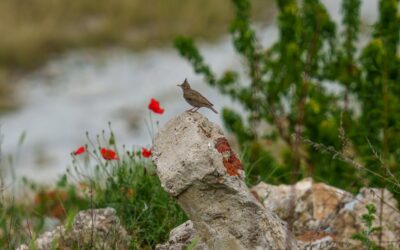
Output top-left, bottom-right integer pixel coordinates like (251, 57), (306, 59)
(177, 79), (218, 114)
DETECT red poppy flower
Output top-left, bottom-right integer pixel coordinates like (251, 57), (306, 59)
(101, 148), (119, 160)
(148, 98), (164, 114)
(73, 146), (86, 156)
(142, 147), (152, 158)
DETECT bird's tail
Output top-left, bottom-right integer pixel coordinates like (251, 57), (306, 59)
(209, 106), (218, 114)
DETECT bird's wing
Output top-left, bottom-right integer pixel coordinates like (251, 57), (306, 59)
(190, 89), (214, 106)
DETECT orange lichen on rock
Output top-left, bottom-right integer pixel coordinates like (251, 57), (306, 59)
(215, 137), (243, 176)
(223, 158), (239, 176)
(215, 137), (231, 153)
(229, 154), (242, 170)
(296, 230), (336, 242)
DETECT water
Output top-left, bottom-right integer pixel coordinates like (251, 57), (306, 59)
(0, 0), (378, 183)
(0, 38), (254, 183)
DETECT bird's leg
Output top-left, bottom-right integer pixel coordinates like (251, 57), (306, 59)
(186, 107), (195, 112)
(193, 107), (200, 112)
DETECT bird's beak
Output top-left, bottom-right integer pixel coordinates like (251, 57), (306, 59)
(177, 84), (181, 87)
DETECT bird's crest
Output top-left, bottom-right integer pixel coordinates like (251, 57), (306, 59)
(178, 78), (191, 90)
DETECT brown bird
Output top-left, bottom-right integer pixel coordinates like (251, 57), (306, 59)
(177, 79), (218, 114)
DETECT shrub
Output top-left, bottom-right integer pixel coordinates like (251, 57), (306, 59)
(68, 129), (187, 248)
(174, 0), (400, 197)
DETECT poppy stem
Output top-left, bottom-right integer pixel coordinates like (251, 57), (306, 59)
(150, 111), (155, 143)
(144, 113), (153, 143)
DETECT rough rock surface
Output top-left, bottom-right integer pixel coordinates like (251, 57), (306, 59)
(252, 178), (400, 249)
(159, 178), (400, 249)
(17, 208), (129, 250)
(156, 220), (207, 250)
(153, 112), (299, 250)
(332, 187), (400, 248)
(251, 178), (353, 235)
(157, 219), (338, 250)
(296, 231), (337, 249)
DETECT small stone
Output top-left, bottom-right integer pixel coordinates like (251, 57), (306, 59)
(17, 208), (130, 250)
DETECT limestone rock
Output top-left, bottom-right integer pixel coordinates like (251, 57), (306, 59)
(252, 178), (353, 235)
(17, 208), (129, 250)
(252, 179), (400, 249)
(157, 220), (338, 250)
(296, 231), (337, 250)
(332, 187), (400, 248)
(155, 220), (207, 250)
(153, 112), (299, 250)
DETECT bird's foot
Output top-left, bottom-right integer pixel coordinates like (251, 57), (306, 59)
(186, 107), (200, 113)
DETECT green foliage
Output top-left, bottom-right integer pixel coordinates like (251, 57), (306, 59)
(0, 182), (87, 248)
(0, 198), (29, 248)
(175, 37), (217, 85)
(0, 132), (187, 249)
(351, 204), (382, 250)
(90, 160), (187, 248)
(187, 237), (200, 250)
(66, 129), (188, 249)
(174, 0), (400, 194)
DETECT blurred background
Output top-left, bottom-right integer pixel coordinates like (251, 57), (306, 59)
(2, 1), (400, 249)
(0, 0), (381, 183)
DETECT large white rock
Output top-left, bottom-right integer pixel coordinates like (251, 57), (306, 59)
(153, 112), (299, 250)
(332, 187), (400, 248)
(252, 179), (400, 249)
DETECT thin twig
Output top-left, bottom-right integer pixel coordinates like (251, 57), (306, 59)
(299, 135), (400, 189)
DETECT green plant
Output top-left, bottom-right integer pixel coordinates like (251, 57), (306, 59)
(0, 130), (186, 249)
(174, 0), (400, 196)
(352, 203), (382, 250)
(0, 176), (90, 249)
(92, 161), (187, 248)
(68, 129), (187, 249)
(187, 237), (200, 250)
